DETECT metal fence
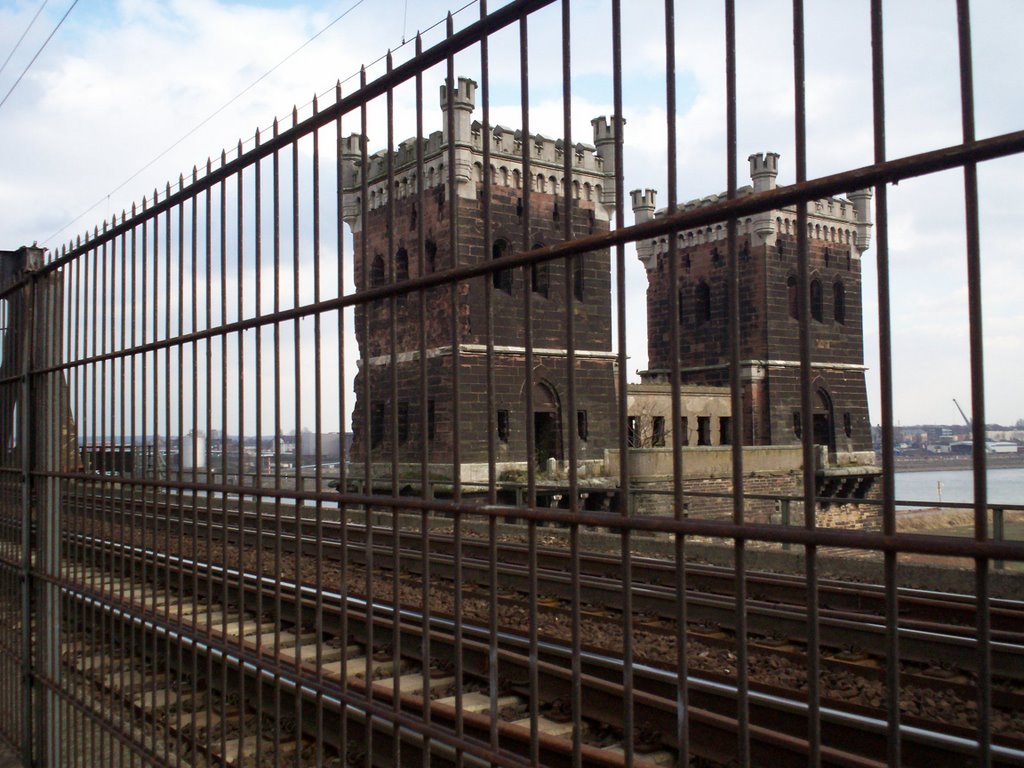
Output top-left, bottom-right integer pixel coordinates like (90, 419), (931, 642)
(1, 0), (1022, 766)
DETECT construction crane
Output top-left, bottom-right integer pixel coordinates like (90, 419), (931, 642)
(953, 398), (972, 428)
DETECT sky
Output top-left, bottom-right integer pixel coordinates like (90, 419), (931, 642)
(0, 0), (1021, 434)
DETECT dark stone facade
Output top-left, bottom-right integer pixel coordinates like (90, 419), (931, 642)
(343, 79), (620, 472)
(644, 235), (871, 453)
(635, 154), (875, 458)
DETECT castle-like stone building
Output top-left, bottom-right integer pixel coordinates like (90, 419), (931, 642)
(341, 77), (620, 480)
(633, 153), (875, 467)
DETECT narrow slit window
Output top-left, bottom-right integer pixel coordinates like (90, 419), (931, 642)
(493, 239), (512, 294)
(696, 282), (711, 325)
(697, 416), (711, 446)
(834, 280), (846, 324)
(577, 410), (588, 441)
(652, 416), (666, 447)
(497, 409), (510, 443)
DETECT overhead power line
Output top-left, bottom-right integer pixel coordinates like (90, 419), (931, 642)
(0, 0), (78, 113)
(43, 0), (477, 248)
(0, 0), (49, 80)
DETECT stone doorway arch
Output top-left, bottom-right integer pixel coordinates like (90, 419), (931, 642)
(531, 381), (562, 468)
(813, 386), (836, 458)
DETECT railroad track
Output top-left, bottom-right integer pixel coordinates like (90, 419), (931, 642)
(67, 491), (1022, 636)
(53, 533), (1024, 767)
(62, 497), (1024, 678)
(59, 550), (680, 768)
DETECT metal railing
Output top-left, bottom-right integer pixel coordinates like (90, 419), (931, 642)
(0, 1), (1022, 766)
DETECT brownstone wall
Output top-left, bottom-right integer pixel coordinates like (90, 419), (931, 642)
(644, 231), (872, 452)
(350, 181), (617, 466)
(351, 350), (618, 465)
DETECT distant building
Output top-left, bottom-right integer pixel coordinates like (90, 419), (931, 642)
(988, 441), (1020, 454)
(633, 152), (875, 468)
(341, 77), (620, 480)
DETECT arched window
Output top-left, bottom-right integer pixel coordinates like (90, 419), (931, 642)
(787, 275), (799, 319)
(696, 281), (711, 325)
(395, 247), (409, 282)
(425, 239), (438, 273)
(530, 243), (549, 298)
(810, 279), (823, 322)
(370, 255), (386, 288)
(833, 281), (846, 324)
(493, 239), (512, 294)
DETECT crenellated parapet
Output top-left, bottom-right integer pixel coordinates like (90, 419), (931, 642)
(340, 77), (620, 231)
(631, 152), (873, 270)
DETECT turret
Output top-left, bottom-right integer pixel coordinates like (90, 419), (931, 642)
(591, 115), (624, 208)
(749, 152), (780, 243)
(440, 77), (476, 197)
(340, 133), (364, 228)
(440, 77), (477, 146)
(748, 151), (779, 192)
(631, 189), (658, 270)
(847, 188), (873, 253)
(630, 188), (657, 223)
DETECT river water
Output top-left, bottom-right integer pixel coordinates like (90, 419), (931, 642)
(895, 466), (1024, 507)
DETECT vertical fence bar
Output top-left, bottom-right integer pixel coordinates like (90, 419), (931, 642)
(955, 4), (992, 767)
(412, 33), (432, 765)
(477, 4), (500, 756)
(869, 1), (901, 764)
(723, 2), (749, 764)
(515, 14), (540, 765)
(558, 2), (583, 765)
(34, 249), (63, 768)
(662, 4), (691, 763)
(791, 2), (821, 765)
(18, 248), (39, 768)
(609, 0), (633, 760)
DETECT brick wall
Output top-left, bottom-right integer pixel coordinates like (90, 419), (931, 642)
(644, 231), (872, 452)
(350, 182), (618, 466)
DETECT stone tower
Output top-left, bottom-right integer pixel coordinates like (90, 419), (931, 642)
(633, 153), (874, 464)
(341, 77), (621, 480)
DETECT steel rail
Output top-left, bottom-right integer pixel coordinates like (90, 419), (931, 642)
(72, 505), (1024, 640)
(57, 539), (1024, 768)
(61, 526), (1024, 682)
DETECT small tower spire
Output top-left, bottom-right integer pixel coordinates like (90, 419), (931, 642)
(748, 151), (780, 242)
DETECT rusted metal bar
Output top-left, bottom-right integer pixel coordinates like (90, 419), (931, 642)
(4, 3), (1022, 767)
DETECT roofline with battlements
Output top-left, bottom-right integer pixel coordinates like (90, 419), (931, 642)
(339, 77), (622, 229)
(631, 152), (872, 270)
